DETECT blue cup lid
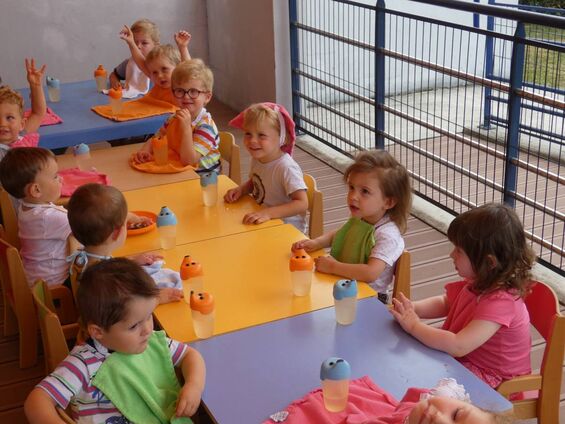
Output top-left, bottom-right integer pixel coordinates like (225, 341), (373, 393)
(46, 76), (60, 88)
(320, 357), (350, 381)
(333, 279), (358, 300)
(157, 206), (177, 227)
(73, 143), (90, 155)
(200, 171), (218, 187)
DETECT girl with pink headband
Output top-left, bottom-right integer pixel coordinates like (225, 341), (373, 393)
(224, 103), (309, 232)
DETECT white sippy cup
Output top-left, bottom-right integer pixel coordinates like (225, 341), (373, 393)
(180, 255), (204, 295)
(320, 357), (351, 412)
(156, 206), (177, 250)
(108, 86), (123, 115)
(333, 279), (358, 325)
(289, 248), (314, 296)
(94, 65), (107, 92)
(46, 76), (61, 102)
(190, 291), (215, 339)
(151, 136), (168, 166)
(199, 171), (218, 207)
(73, 143), (92, 171)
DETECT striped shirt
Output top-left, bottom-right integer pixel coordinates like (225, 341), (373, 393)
(37, 331), (188, 424)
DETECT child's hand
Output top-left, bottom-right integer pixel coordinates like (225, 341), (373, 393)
(174, 30), (192, 49)
(158, 288), (184, 304)
(119, 25), (134, 45)
(224, 187), (243, 203)
(127, 212), (151, 226)
(175, 109), (193, 130)
(25, 58), (46, 87)
(243, 210), (270, 225)
(175, 382), (202, 417)
(314, 255), (337, 274)
(132, 252), (163, 266)
(292, 239), (318, 252)
(109, 72), (122, 90)
(133, 150), (153, 164)
(390, 293), (420, 334)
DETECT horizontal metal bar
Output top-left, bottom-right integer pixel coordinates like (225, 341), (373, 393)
(293, 22), (373, 51)
(295, 113), (364, 151)
(487, 94), (565, 119)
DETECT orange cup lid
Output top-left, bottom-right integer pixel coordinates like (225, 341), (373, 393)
(94, 64), (107, 77)
(190, 292), (214, 314)
(289, 248), (314, 271)
(108, 87), (122, 99)
(151, 135), (168, 149)
(180, 255), (203, 280)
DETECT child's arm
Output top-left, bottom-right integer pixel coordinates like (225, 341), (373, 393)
(292, 229), (337, 252)
(224, 179), (253, 203)
(413, 294), (449, 319)
(390, 293), (501, 357)
(24, 58), (47, 134)
(175, 30), (192, 61)
(176, 109), (202, 166)
(315, 256), (386, 282)
(109, 59), (128, 89)
(242, 189), (308, 225)
(119, 25), (150, 77)
(175, 347), (206, 417)
(24, 388), (65, 424)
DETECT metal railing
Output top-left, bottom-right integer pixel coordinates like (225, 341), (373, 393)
(289, 0), (565, 274)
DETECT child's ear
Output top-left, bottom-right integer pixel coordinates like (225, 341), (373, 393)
(384, 197), (397, 210)
(111, 225), (124, 241)
(25, 181), (42, 199)
(486, 254), (498, 270)
(203, 91), (212, 104)
(87, 323), (104, 341)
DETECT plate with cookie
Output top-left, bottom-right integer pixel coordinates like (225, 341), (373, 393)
(127, 211), (157, 236)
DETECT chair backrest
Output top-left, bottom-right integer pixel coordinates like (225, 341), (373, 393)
(31, 280), (71, 373)
(218, 131), (242, 185)
(0, 188), (20, 249)
(497, 280), (565, 423)
(392, 250), (411, 300)
(303, 174), (324, 239)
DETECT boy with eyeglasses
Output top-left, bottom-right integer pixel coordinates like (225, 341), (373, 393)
(133, 59), (220, 173)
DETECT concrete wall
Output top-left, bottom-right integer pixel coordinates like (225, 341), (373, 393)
(0, 0), (209, 89)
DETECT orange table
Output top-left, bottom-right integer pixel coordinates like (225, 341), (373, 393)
(152, 224), (375, 342)
(115, 176), (283, 256)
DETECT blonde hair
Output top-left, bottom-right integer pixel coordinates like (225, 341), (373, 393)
(0, 85), (24, 116)
(131, 18), (160, 44)
(171, 58), (214, 92)
(145, 44), (181, 67)
(241, 103), (290, 148)
(344, 150), (412, 233)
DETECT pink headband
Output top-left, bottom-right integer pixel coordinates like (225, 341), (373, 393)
(228, 102), (296, 155)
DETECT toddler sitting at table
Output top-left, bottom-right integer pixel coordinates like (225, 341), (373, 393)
(25, 258), (206, 424)
(67, 183), (183, 304)
(133, 59), (220, 172)
(0, 147), (73, 287)
(0, 59), (46, 160)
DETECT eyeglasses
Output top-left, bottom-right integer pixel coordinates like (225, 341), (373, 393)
(172, 87), (209, 99)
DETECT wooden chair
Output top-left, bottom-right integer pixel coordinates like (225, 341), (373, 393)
(0, 188), (20, 249)
(303, 174), (324, 239)
(392, 250), (411, 300)
(218, 131), (242, 185)
(497, 280), (565, 423)
(31, 280), (79, 373)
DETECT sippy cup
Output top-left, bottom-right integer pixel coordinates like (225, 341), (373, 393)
(151, 136), (169, 166)
(320, 357), (351, 412)
(108, 86), (123, 115)
(73, 143), (92, 171)
(190, 291), (215, 339)
(200, 171), (218, 207)
(180, 255), (204, 295)
(156, 206), (177, 250)
(46, 76), (61, 102)
(94, 65), (107, 92)
(333, 279), (358, 325)
(289, 248), (314, 296)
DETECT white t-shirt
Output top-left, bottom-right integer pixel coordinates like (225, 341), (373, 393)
(249, 154), (307, 233)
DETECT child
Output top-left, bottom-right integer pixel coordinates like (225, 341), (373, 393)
(0, 59), (46, 160)
(67, 183), (183, 304)
(133, 59), (220, 172)
(0, 147), (71, 287)
(224, 103), (308, 232)
(24, 258), (206, 423)
(391, 203), (535, 389)
(292, 150), (411, 299)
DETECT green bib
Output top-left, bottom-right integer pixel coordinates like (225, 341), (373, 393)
(330, 217), (376, 264)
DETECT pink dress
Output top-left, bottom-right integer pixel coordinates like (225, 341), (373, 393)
(11, 133), (40, 148)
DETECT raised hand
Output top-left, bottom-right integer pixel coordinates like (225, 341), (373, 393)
(25, 58), (46, 87)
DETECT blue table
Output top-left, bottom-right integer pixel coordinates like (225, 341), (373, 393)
(20, 80), (170, 150)
(191, 297), (512, 423)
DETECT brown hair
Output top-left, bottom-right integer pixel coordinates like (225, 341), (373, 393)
(447, 203), (535, 296)
(344, 150), (412, 233)
(240, 103), (290, 148)
(171, 58), (214, 92)
(0, 85), (24, 116)
(0, 147), (55, 198)
(67, 184), (128, 247)
(145, 44), (181, 67)
(131, 18), (160, 44)
(77, 258), (159, 330)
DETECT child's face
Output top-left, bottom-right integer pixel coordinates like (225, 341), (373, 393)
(450, 245), (475, 281)
(172, 79), (212, 117)
(31, 157), (62, 203)
(408, 396), (497, 424)
(243, 119), (284, 164)
(94, 295), (158, 354)
(0, 102), (24, 144)
(147, 56), (175, 89)
(346, 171), (395, 225)
(133, 31), (156, 57)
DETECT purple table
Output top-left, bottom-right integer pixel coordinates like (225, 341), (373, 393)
(191, 297), (512, 423)
(20, 80), (169, 150)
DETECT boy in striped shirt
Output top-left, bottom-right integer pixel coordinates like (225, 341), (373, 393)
(25, 258), (206, 424)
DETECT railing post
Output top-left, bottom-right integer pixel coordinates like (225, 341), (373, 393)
(480, 0), (496, 129)
(375, 0), (386, 150)
(503, 21), (525, 208)
(289, 0), (302, 132)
